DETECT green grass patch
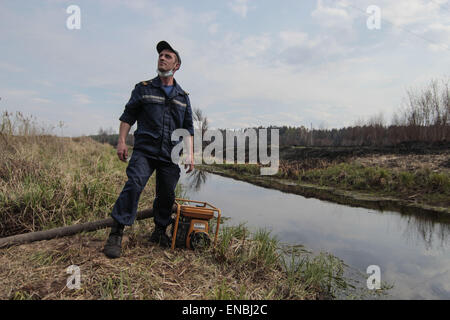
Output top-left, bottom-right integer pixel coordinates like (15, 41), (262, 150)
(212, 223), (360, 299)
(298, 163), (450, 205)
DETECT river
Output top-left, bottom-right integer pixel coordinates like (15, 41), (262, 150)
(178, 169), (450, 300)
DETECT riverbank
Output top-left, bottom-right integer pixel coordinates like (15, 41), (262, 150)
(0, 121), (362, 300)
(198, 145), (450, 216)
(1, 222), (361, 300)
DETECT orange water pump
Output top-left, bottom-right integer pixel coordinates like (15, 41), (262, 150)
(170, 198), (221, 250)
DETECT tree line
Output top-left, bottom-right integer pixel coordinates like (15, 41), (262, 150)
(91, 78), (449, 148)
(277, 78), (449, 147)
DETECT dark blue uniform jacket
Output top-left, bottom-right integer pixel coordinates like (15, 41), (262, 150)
(119, 76), (194, 163)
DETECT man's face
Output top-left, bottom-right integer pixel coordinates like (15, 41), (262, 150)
(158, 49), (180, 73)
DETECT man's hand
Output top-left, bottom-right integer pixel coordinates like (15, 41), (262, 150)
(117, 141), (128, 162)
(184, 157), (194, 173)
(184, 135), (194, 173)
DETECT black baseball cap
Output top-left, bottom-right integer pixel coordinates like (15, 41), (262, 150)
(157, 40), (181, 65)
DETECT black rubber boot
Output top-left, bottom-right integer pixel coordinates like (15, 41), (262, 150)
(103, 219), (125, 259)
(149, 224), (170, 248)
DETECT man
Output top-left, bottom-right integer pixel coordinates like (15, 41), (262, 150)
(103, 40), (195, 259)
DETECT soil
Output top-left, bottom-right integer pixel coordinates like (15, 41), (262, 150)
(0, 225), (288, 300)
(280, 142), (450, 173)
(281, 141), (449, 158)
(352, 153), (450, 173)
(0, 230), (230, 300)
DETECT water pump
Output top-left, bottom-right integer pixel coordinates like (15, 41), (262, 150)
(170, 198), (221, 250)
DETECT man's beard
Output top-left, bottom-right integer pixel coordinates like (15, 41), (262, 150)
(157, 68), (174, 77)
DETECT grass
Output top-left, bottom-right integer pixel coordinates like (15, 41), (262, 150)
(207, 156), (450, 209)
(0, 111), (157, 236)
(0, 110), (364, 300)
(279, 247), (348, 299)
(299, 163), (450, 205)
(210, 223), (358, 300)
(99, 271), (133, 300)
(1, 222), (362, 300)
(219, 163), (261, 176)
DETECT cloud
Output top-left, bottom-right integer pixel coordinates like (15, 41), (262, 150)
(277, 31), (320, 66)
(240, 34), (272, 58)
(276, 30), (355, 67)
(97, 0), (161, 12)
(73, 94), (92, 105)
(279, 31), (310, 48)
(422, 22), (450, 51)
(208, 23), (219, 35)
(228, 0), (251, 18)
(0, 62), (25, 73)
(2, 89), (38, 97)
(380, 0), (444, 28)
(1, 0), (450, 136)
(31, 97), (52, 104)
(184, 42), (396, 129)
(378, 0), (450, 51)
(205, 32), (273, 66)
(341, 0), (450, 51)
(311, 0), (355, 31)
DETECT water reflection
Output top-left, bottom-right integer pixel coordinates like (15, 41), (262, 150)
(184, 169), (209, 191)
(403, 214), (450, 250)
(184, 169), (450, 251)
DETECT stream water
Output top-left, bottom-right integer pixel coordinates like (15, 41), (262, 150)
(178, 169), (450, 300)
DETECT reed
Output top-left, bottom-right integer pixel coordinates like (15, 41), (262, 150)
(0, 111), (156, 236)
(0, 110), (383, 300)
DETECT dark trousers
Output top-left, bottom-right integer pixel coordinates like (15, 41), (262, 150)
(111, 150), (180, 228)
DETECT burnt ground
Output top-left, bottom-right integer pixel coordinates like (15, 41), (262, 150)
(280, 142), (450, 173)
(281, 141), (450, 160)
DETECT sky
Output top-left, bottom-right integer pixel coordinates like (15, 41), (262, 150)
(1, 0), (449, 137)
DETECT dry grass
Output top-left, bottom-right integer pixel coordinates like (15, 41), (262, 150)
(0, 230), (221, 300)
(0, 111), (158, 236)
(0, 223), (346, 300)
(0, 110), (352, 300)
(352, 153), (450, 174)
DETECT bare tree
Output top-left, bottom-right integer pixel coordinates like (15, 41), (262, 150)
(193, 107), (209, 135)
(400, 77), (450, 141)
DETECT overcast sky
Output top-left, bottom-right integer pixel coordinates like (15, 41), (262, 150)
(1, 0), (449, 136)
